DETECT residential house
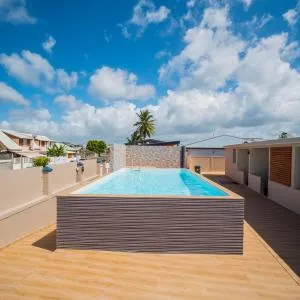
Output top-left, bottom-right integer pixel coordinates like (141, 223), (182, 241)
(225, 137), (300, 215)
(0, 129), (55, 170)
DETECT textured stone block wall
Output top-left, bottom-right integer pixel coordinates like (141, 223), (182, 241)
(126, 146), (181, 168)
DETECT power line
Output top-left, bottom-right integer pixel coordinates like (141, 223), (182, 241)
(183, 134), (263, 147)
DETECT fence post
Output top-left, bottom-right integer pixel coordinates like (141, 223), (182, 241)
(42, 166), (53, 195)
(97, 162), (103, 177)
(76, 162), (84, 182)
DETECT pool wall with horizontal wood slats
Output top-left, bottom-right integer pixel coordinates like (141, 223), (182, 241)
(57, 195), (244, 254)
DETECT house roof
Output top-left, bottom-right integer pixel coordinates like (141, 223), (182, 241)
(184, 135), (262, 148)
(1, 129), (52, 142)
(137, 139), (180, 146)
(225, 137), (300, 148)
(0, 130), (21, 151)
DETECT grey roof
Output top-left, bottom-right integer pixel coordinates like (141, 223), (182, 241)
(0, 130), (21, 151)
(225, 137), (300, 148)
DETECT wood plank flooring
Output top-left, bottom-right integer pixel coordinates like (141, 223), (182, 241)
(1, 176), (300, 299)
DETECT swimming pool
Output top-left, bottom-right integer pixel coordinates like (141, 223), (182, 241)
(57, 168), (244, 254)
(74, 168), (228, 196)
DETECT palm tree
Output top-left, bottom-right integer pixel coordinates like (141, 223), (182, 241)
(126, 130), (141, 145)
(134, 110), (155, 141)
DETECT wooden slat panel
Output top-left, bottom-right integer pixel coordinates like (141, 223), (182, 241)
(57, 196), (244, 254)
(270, 147), (292, 186)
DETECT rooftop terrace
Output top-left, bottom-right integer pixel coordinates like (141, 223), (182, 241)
(0, 175), (299, 299)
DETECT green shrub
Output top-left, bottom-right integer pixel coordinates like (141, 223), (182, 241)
(32, 157), (50, 167)
(47, 144), (66, 157)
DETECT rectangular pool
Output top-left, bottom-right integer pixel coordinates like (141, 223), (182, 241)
(74, 168), (228, 196)
(57, 168), (244, 254)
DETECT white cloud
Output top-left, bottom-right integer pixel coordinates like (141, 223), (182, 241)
(104, 29), (112, 43)
(2, 100), (139, 142)
(154, 50), (171, 60)
(160, 7), (245, 90)
(0, 81), (29, 105)
(283, 9), (298, 26)
(0, 0), (36, 25)
(241, 0), (253, 8)
(121, 0), (170, 38)
(0, 50), (78, 93)
(158, 7), (300, 137)
(187, 0), (196, 8)
(42, 35), (56, 54)
(88, 66), (155, 102)
(54, 94), (82, 110)
(244, 14), (272, 32)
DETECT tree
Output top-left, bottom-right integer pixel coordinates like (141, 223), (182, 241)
(86, 140), (107, 156)
(126, 131), (140, 145)
(47, 144), (66, 157)
(134, 109), (156, 141)
(278, 132), (292, 139)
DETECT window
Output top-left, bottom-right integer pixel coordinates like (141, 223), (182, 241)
(19, 139), (23, 146)
(27, 139), (31, 146)
(233, 149), (237, 164)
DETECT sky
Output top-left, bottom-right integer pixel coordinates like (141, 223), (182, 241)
(0, 0), (300, 145)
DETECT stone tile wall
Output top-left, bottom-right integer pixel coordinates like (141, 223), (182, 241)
(126, 145), (181, 168)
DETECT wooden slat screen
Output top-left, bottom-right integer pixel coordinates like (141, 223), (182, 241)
(57, 196), (244, 254)
(270, 147), (292, 186)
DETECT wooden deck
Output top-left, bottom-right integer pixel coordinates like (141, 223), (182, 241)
(1, 176), (300, 299)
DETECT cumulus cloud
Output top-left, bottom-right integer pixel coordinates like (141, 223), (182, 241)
(42, 35), (56, 54)
(0, 50), (78, 93)
(158, 6), (300, 137)
(0, 0), (36, 25)
(88, 66), (155, 102)
(2, 5), (300, 142)
(160, 7), (245, 90)
(0, 81), (29, 105)
(121, 0), (170, 38)
(54, 94), (83, 110)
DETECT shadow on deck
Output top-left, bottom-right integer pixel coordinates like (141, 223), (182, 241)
(206, 174), (300, 277)
(33, 230), (56, 252)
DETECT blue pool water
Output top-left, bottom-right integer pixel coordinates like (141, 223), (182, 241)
(74, 168), (228, 197)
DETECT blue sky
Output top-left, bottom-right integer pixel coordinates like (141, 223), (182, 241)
(0, 0), (300, 144)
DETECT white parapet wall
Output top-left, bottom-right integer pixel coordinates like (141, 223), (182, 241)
(248, 173), (262, 194)
(268, 180), (300, 215)
(225, 148), (244, 184)
(0, 159), (100, 248)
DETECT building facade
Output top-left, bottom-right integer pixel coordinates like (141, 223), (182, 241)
(225, 138), (300, 215)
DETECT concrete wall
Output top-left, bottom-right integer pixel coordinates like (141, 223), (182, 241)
(126, 146), (181, 168)
(48, 162), (77, 194)
(225, 148), (244, 184)
(186, 148), (224, 157)
(82, 159), (98, 181)
(0, 159), (100, 248)
(187, 156), (225, 173)
(249, 148), (269, 180)
(248, 173), (262, 194)
(57, 195), (244, 254)
(0, 196), (56, 247)
(269, 180), (300, 215)
(0, 167), (43, 213)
